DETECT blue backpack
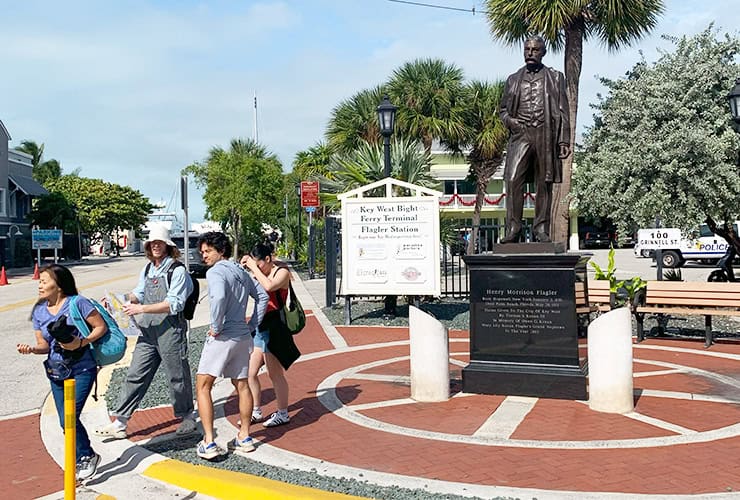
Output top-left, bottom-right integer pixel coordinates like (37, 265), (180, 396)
(69, 295), (127, 366)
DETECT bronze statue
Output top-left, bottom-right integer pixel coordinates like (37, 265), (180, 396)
(499, 36), (571, 243)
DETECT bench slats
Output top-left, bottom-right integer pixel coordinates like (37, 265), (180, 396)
(637, 306), (740, 317)
(643, 297), (740, 307)
(647, 280), (740, 293)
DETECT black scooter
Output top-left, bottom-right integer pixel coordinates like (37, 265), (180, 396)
(707, 246), (736, 282)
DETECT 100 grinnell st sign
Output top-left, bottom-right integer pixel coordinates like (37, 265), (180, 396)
(342, 196), (441, 297)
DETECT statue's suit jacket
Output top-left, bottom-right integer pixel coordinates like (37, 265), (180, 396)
(499, 65), (570, 184)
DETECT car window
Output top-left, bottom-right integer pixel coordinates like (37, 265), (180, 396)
(699, 224), (714, 237)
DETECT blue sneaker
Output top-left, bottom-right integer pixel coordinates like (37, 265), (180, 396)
(228, 435), (256, 455)
(196, 440), (224, 460)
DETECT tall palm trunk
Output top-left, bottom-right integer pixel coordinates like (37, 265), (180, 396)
(551, 19), (584, 245)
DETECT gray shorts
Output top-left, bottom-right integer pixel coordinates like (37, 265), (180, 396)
(197, 335), (253, 379)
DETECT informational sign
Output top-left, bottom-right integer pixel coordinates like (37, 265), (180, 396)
(300, 181), (320, 208)
(32, 229), (63, 250)
(341, 194), (441, 296)
(305, 206), (316, 213)
(637, 228), (681, 249)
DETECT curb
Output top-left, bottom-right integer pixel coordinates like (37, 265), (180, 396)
(143, 460), (364, 500)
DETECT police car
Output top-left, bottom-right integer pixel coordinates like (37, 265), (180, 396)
(642, 223), (738, 268)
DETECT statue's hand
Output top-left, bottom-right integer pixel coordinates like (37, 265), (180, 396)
(557, 143), (571, 159)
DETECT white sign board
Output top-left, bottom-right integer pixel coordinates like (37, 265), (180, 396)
(32, 229), (63, 250)
(637, 228), (681, 250)
(341, 185), (441, 296)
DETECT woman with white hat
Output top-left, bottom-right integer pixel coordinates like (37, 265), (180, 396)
(95, 225), (197, 439)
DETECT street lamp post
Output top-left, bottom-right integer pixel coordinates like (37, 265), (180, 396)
(295, 183), (302, 258)
(6, 225), (23, 268)
(727, 77), (740, 124)
(376, 95), (398, 317)
(377, 95), (397, 178)
(729, 77), (740, 164)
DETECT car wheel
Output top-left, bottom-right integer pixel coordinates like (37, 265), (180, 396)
(661, 250), (681, 268)
(640, 249), (652, 258)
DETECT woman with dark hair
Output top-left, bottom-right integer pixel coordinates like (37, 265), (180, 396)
(242, 241), (300, 428)
(17, 264), (107, 482)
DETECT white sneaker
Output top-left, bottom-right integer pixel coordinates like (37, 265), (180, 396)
(76, 453), (101, 482)
(262, 411), (289, 428)
(196, 440), (225, 460)
(228, 435), (256, 456)
(94, 422), (127, 440)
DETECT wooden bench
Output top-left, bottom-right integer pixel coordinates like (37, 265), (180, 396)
(575, 279), (615, 337)
(576, 279), (613, 314)
(635, 280), (740, 347)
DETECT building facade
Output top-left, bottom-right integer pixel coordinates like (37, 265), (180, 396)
(430, 148), (580, 251)
(0, 119), (48, 267)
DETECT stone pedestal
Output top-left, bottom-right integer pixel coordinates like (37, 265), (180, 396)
(462, 253), (590, 400)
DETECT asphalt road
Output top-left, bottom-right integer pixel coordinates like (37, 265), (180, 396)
(0, 256), (146, 417)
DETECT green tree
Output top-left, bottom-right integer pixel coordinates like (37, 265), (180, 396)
(455, 80), (508, 254)
(16, 140), (63, 185)
(573, 27), (740, 251)
(185, 138), (284, 257)
(327, 86), (388, 154)
(485, 0), (664, 244)
(387, 58), (466, 153)
(44, 176), (153, 239)
(320, 137), (436, 211)
(28, 192), (77, 233)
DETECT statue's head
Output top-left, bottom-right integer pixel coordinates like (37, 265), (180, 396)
(523, 35), (546, 67)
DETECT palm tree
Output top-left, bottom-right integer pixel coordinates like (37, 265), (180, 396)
(453, 80), (508, 254)
(16, 140), (63, 184)
(387, 58), (467, 153)
(320, 137), (436, 212)
(293, 142), (335, 181)
(326, 86), (387, 154)
(485, 0), (664, 243)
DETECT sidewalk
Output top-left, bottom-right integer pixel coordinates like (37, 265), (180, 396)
(28, 271), (740, 499)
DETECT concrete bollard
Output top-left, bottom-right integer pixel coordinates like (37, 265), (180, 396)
(587, 307), (634, 413)
(409, 305), (449, 402)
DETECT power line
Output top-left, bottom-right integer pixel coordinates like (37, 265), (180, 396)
(386, 0), (487, 15)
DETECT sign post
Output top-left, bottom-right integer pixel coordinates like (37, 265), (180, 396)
(32, 229), (63, 265)
(300, 181), (320, 279)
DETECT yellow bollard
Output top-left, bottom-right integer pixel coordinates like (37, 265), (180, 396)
(64, 379), (76, 500)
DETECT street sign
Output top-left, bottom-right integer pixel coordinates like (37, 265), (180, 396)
(637, 228), (681, 249)
(300, 181), (320, 208)
(32, 229), (63, 250)
(305, 206), (316, 213)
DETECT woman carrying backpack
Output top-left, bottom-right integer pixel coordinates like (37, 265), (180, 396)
(17, 264), (108, 482)
(242, 241), (300, 428)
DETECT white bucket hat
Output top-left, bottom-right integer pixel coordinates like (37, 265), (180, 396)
(145, 225), (176, 249)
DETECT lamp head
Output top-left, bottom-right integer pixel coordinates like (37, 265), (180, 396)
(377, 95), (397, 137)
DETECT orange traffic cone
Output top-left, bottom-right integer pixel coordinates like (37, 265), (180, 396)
(32, 262), (40, 280)
(0, 266), (8, 286)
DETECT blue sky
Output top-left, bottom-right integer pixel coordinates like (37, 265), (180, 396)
(1, 0), (738, 223)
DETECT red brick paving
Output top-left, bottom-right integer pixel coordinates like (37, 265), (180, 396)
(15, 307), (740, 497)
(1, 413), (62, 500)
(221, 330), (740, 494)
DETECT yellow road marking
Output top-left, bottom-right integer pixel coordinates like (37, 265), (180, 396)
(0, 274), (136, 313)
(143, 459), (367, 500)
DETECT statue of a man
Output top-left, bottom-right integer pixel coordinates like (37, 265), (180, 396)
(499, 35), (571, 243)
